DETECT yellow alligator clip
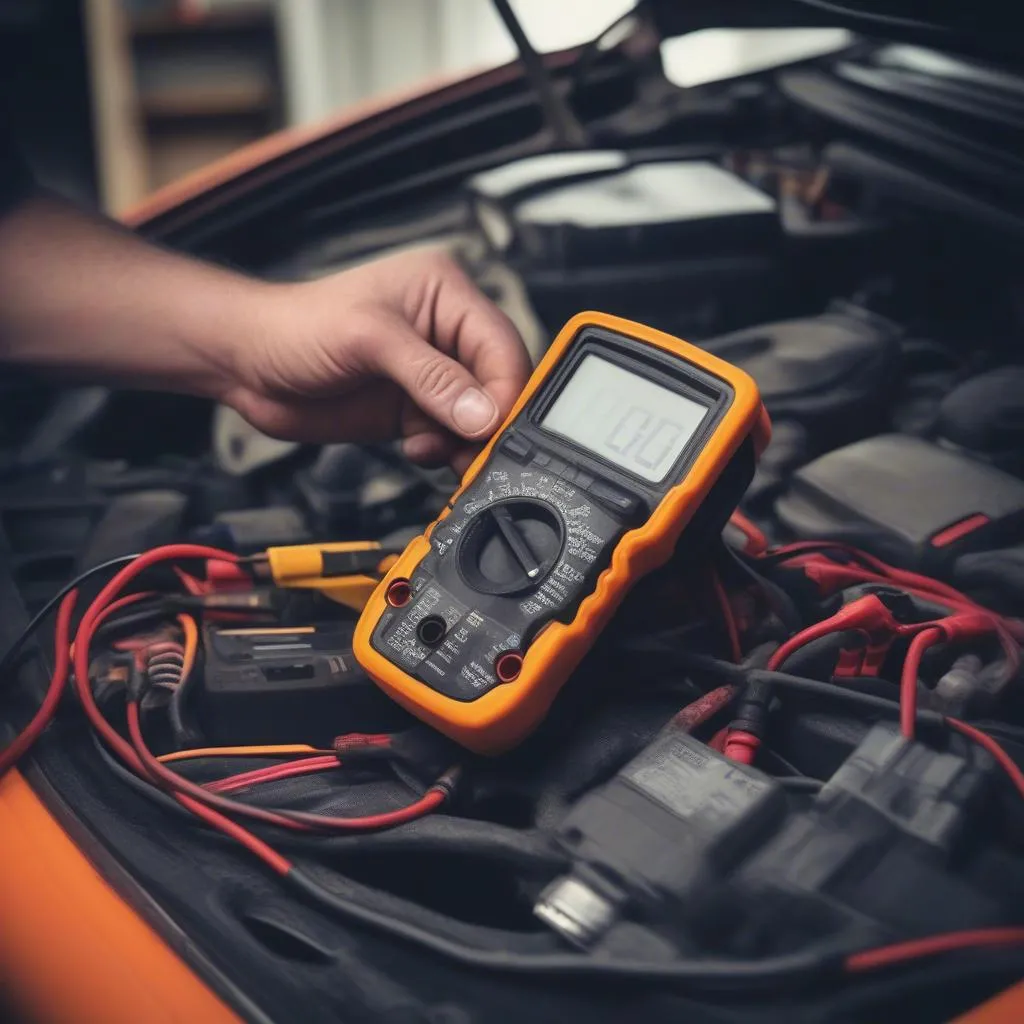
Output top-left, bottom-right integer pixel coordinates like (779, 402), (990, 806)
(262, 541), (399, 613)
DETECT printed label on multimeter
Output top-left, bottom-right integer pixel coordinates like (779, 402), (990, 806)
(355, 313), (768, 752)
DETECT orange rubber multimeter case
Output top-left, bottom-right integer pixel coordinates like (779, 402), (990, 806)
(354, 312), (770, 753)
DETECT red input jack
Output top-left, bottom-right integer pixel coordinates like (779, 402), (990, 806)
(495, 651), (524, 683)
(386, 578), (412, 608)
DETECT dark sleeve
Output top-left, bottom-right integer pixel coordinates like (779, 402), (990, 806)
(0, 118), (33, 217)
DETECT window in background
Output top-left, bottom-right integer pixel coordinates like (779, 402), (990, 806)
(277, 0), (634, 127)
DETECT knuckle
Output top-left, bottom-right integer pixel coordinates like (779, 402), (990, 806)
(415, 247), (462, 281)
(413, 354), (461, 401)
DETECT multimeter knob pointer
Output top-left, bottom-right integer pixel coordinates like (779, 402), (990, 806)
(354, 312), (769, 754)
(457, 498), (565, 596)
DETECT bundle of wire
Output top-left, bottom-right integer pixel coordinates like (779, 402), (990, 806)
(2, 540), (1024, 989)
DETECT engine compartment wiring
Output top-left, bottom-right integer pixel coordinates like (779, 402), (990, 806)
(1, 533), (1022, 990)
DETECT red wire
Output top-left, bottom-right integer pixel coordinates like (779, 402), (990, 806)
(126, 703), (319, 830)
(172, 566), (207, 596)
(0, 587), (158, 777)
(172, 790), (294, 875)
(947, 719), (1024, 801)
(672, 685), (737, 733)
(899, 627), (945, 739)
(93, 591), (160, 629)
(728, 510), (768, 555)
(711, 571), (743, 662)
(70, 551), (324, 836)
(3, 544), (444, 882)
(127, 703), (447, 832)
(72, 544), (240, 779)
(206, 755), (340, 794)
(846, 927), (1024, 972)
(0, 592), (77, 777)
(769, 542), (1024, 641)
(767, 619), (843, 672)
(333, 732), (392, 748)
(23, 544), (1024, 961)
(767, 593), (938, 674)
(769, 542), (972, 603)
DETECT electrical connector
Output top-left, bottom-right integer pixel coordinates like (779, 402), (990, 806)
(723, 678), (773, 764)
(534, 727), (786, 950)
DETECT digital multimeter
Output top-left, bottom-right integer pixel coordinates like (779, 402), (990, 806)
(354, 313), (770, 753)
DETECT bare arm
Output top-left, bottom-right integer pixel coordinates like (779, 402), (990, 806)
(0, 196), (259, 397)
(0, 196), (530, 466)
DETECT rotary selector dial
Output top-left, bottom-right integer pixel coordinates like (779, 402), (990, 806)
(456, 498), (565, 596)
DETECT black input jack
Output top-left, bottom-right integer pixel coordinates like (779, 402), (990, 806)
(416, 615), (448, 647)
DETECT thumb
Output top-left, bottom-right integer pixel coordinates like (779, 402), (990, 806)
(371, 321), (500, 440)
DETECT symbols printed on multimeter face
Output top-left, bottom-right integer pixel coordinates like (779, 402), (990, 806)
(375, 463), (625, 701)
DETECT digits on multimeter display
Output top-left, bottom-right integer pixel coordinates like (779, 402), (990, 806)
(540, 355), (708, 483)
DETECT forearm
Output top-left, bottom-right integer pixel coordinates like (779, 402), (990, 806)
(0, 195), (267, 399)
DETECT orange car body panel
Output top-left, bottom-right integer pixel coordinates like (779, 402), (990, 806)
(0, 768), (241, 1024)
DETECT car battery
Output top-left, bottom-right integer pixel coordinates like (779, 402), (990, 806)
(471, 157), (783, 338)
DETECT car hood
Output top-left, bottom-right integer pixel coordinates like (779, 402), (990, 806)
(650, 0), (1024, 67)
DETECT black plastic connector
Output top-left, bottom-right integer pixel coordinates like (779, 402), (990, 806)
(534, 726), (786, 949)
(537, 721), (1005, 960)
(817, 722), (991, 853)
(726, 724), (1000, 956)
(729, 677), (774, 737)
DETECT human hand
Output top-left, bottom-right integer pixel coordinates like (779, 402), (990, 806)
(224, 249), (531, 470)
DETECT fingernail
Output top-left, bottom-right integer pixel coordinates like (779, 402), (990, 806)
(452, 388), (497, 436)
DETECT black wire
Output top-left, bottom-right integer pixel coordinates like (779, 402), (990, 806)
(969, 720), (1024, 746)
(91, 732), (189, 817)
(669, 651), (948, 728)
(757, 542), (879, 571)
(0, 554), (140, 683)
(751, 668), (946, 728)
(91, 601), (174, 642)
(92, 733), (563, 874)
(777, 776), (825, 794)
(285, 867), (849, 987)
(723, 544), (803, 633)
(168, 649), (203, 749)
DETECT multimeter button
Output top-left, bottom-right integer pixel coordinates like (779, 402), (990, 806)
(573, 470), (596, 490)
(533, 452), (551, 468)
(589, 480), (642, 516)
(500, 434), (533, 463)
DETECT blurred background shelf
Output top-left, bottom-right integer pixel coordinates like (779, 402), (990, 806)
(139, 83), (274, 118)
(86, 0), (284, 208)
(129, 3), (274, 37)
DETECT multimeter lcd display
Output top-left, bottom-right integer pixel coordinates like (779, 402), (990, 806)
(540, 354), (708, 482)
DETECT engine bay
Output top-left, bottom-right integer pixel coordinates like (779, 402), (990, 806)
(3, 32), (1024, 1024)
